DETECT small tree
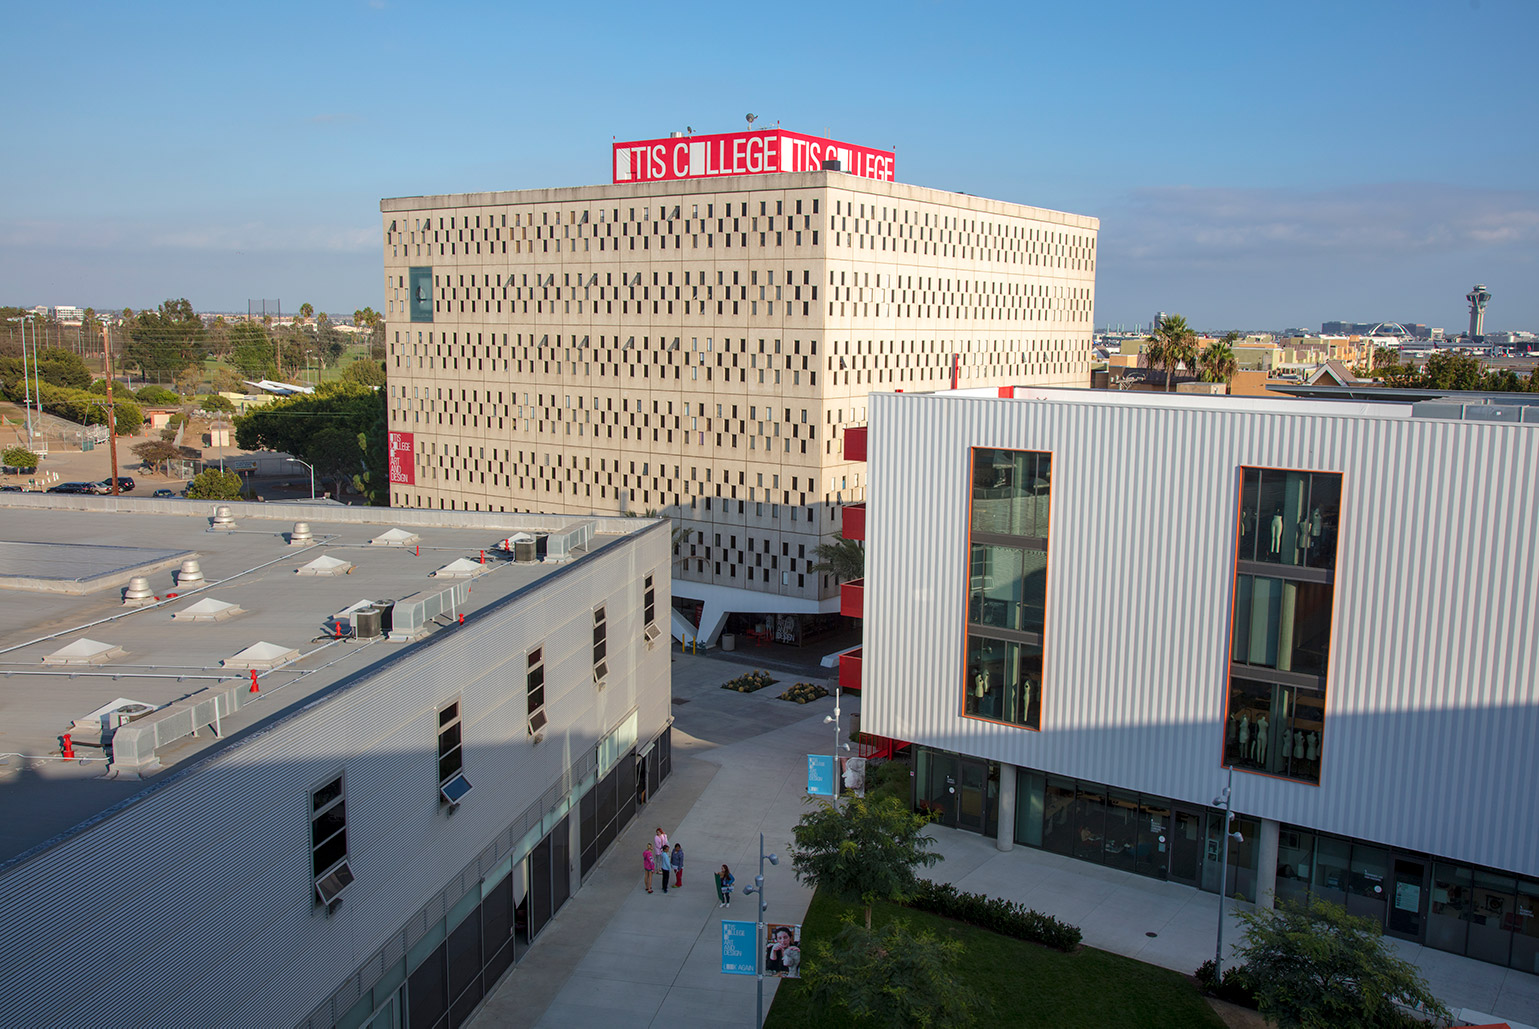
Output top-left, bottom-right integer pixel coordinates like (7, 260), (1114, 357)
(199, 394), (235, 413)
(185, 468), (243, 501)
(130, 439), (180, 475)
(1234, 899), (1450, 1029)
(340, 358), (387, 388)
(790, 794), (941, 931)
(803, 914), (984, 1029)
(3, 445), (40, 471)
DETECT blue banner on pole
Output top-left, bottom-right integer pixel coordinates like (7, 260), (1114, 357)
(721, 919), (757, 975)
(807, 754), (835, 796)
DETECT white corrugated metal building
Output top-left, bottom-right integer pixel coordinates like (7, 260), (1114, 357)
(861, 386), (1539, 972)
(0, 502), (673, 1028)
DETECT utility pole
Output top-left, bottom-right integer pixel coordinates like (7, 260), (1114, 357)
(20, 315), (34, 448)
(103, 325), (120, 495)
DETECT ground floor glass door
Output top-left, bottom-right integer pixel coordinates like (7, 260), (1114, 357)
(1388, 857), (1428, 941)
(1168, 807), (1205, 887)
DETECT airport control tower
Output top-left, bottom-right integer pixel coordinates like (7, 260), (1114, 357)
(1466, 284), (1491, 341)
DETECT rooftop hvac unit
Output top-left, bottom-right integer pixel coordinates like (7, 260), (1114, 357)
(513, 534), (548, 564)
(354, 607), (382, 639)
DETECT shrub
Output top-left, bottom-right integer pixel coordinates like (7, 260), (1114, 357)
(721, 669), (777, 693)
(778, 681), (829, 704)
(3, 445), (40, 471)
(199, 394), (235, 413)
(135, 385), (181, 405)
(864, 758), (913, 806)
(185, 468), (244, 501)
(904, 879), (1082, 952)
(1194, 959), (1260, 1007)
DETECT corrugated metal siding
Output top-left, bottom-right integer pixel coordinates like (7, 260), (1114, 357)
(865, 392), (1539, 878)
(0, 528), (672, 1029)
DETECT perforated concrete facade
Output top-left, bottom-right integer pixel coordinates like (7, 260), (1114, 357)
(381, 169), (1097, 611)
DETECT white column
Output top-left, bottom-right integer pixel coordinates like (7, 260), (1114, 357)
(1257, 817), (1281, 909)
(995, 763), (1016, 852)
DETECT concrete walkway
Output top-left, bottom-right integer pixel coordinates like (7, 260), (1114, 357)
(472, 650), (1539, 1029)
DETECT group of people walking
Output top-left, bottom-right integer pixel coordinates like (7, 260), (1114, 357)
(642, 827), (685, 894)
(641, 826), (735, 907)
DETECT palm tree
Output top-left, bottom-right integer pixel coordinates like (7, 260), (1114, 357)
(1145, 314), (1197, 392)
(1198, 331), (1240, 388)
(298, 302), (314, 325)
(811, 535), (865, 582)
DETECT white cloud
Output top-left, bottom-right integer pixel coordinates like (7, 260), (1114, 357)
(1106, 183), (1539, 263)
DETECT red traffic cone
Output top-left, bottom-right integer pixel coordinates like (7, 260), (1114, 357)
(62, 733), (75, 759)
(249, 669), (260, 693)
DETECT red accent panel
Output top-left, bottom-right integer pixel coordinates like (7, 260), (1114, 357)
(844, 425), (867, 462)
(387, 431), (415, 485)
(998, 386), (1015, 398)
(840, 577), (864, 620)
(839, 648), (863, 692)
(612, 129), (895, 184)
(842, 502), (866, 542)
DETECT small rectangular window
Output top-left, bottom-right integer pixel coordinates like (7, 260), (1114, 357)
(643, 574), (656, 628)
(527, 647), (546, 734)
(593, 606), (609, 684)
(437, 699), (471, 805)
(310, 773), (353, 905)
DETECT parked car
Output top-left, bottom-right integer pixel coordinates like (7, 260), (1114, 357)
(48, 482), (99, 494)
(99, 477), (136, 493)
(152, 488), (177, 498)
(0, 485), (24, 492)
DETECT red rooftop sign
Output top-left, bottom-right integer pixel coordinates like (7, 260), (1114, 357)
(612, 129), (894, 185)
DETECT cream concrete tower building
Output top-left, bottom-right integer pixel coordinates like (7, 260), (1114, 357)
(380, 129), (1098, 642)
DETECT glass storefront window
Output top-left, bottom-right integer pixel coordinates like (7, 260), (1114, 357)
(1468, 870), (1516, 965)
(968, 543), (1046, 633)
(1236, 468), (1340, 570)
(1346, 845), (1390, 923)
(1073, 785), (1107, 863)
(1104, 791), (1140, 873)
(1513, 880), (1539, 974)
(972, 449), (1051, 539)
(1311, 837), (1351, 908)
(1015, 771), (1045, 848)
(1223, 678), (1324, 784)
(1136, 799), (1171, 880)
(1429, 862), (1473, 954)
(1042, 778), (1076, 857)
(1275, 829), (1313, 907)
(964, 636), (1042, 729)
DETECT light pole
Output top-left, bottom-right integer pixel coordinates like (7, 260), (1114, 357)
(287, 456), (315, 500)
(19, 315), (35, 448)
(1212, 766), (1244, 976)
(822, 684), (852, 801)
(740, 832), (779, 1029)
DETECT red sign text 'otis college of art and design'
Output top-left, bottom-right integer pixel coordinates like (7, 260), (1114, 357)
(387, 430), (415, 485)
(612, 130), (895, 185)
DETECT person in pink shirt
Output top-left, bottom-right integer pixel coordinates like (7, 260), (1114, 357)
(642, 843), (655, 893)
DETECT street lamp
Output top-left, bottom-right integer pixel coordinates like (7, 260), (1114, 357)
(1212, 767), (1245, 976)
(287, 457), (315, 500)
(740, 832), (779, 1029)
(822, 685), (852, 800)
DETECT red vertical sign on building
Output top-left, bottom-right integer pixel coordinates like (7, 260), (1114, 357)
(387, 430), (415, 485)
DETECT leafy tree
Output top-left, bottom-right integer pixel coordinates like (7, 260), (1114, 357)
(1421, 350), (1482, 391)
(1145, 314), (1198, 392)
(308, 425), (360, 498)
(185, 468), (244, 501)
(3, 445), (40, 471)
(0, 346), (92, 391)
(211, 367), (247, 394)
(228, 321), (277, 379)
(1233, 899), (1450, 1029)
(199, 394), (235, 413)
(1199, 331), (1240, 386)
(803, 914), (984, 1029)
(124, 299), (207, 380)
(341, 358), (387, 388)
(236, 381), (388, 505)
(135, 385), (181, 406)
(354, 306), (386, 358)
(790, 794), (942, 931)
(131, 439), (181, 475)
(173, 364), (204, 397)
(316, 312), (345, 366)
(810, 534), (865, 582)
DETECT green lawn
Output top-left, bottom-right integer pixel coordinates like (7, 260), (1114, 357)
(765, 891), (1225, 1029)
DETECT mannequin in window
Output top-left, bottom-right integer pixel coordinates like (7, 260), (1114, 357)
(1293, 730), (1305, 761)
(974, 668), (990, 698)
(1279, 727), (1293, 763)
(1238, 715), (1250, 758)
(1252, 715), (1268, 764)
(1270, 508), (1284, 555)
(1306, 731), (1319, 763)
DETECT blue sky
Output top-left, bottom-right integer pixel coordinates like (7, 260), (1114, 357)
(3, 0), (1535, 332)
